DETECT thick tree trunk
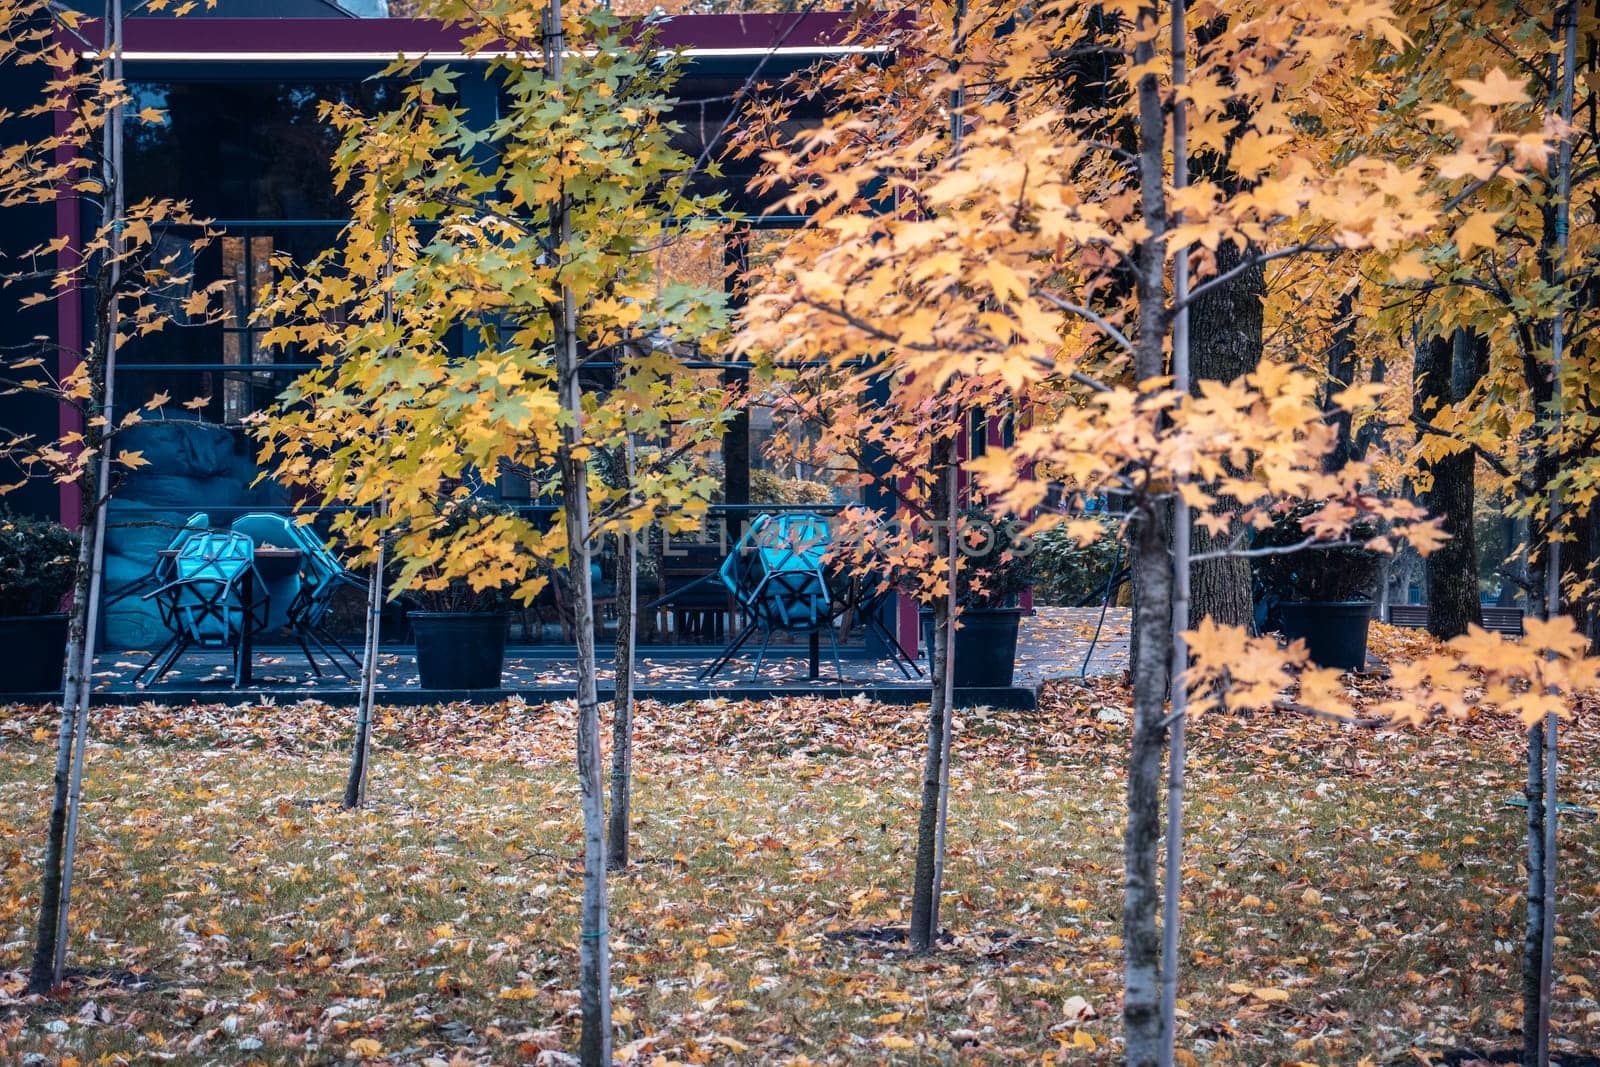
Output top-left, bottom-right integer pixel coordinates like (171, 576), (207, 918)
(1414, 331), (1483, 639)
(908, 435), (954, 953)
(1187, 241), (1262, 630)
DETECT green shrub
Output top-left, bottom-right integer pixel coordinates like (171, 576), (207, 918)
(0, 512), (78, 616)
(1028, 518), (1122, 606)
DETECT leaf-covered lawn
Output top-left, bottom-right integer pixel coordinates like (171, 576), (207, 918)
(2, 638), (1598, 1064)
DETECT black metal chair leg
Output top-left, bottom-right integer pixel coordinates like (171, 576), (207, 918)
(697, 622), (758, 682)
(752, 629), (775, 678)
(148, 637), (189, 685)
(315, 627), (363, 670)
(296, 636), (324, 678)
(132, 633), (179, 686)
(307, 630), (356, 679)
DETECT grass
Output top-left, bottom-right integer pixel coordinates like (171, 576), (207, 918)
(1, 646), (1598, 1063)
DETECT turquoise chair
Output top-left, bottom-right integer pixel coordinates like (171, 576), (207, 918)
(140, 530), (268, 687)
(703, 512), (841, 680)
(125, 513), (212, 683)
(232, 513), (366, 679)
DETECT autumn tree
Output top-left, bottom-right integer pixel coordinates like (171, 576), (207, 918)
(253, 5), (730, 1061)
(0, 0), (226, 994)
(738, 1), (1568, 1062)
(1357, 2), (1594, 1055)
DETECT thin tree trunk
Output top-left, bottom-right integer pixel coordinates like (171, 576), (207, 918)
(608, 436), (637, 871)
(1161, 10), (1191, 1058)
(28, 471), (97, 995)
(30, 0), (123, 994)
(546, 6), (609, 1063)
(1124, 8), (1174, 1057)
(1523, 720), (1547, 1067)
(930, 444), (959, 936)
(909, 0), (966, 956)
(345, 550), (384, 808)
(1125, 498), (1174, 1067)
(1525, 7), (1577, 1061)
(909, 434), (954, 953)
(345, 228), (394, 810)
(1323, 292), (1358, 474)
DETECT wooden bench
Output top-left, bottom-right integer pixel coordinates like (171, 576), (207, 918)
(1386, 603), (1525, 636)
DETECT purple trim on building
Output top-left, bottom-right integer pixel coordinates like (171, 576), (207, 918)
(53, 50), (83, 528)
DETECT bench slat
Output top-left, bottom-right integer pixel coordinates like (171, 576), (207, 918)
(1386, 604), (1524, 636)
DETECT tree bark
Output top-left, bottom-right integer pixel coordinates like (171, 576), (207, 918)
(1323, 292), (1358, 473)
(1124, 497), (1173, 1067)
(30, 3), (123, 990)
(1187, 240), (1262, 630)
(1414, 331), (1483, 639)
(908, 434), (954, 954)
(345, 231), (394, 810)
(344, 551), (383, 809)
(608, 443), (637, 870)
(1523, 720), (1547, 1067)
(546, 5), (610, 1063)
(1122, 12), (1174, 1059)
(28, 467), (98, 995)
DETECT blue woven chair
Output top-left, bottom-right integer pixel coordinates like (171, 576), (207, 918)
(228, 513), (365, 678)
(108, 512), (211, 607)
(699, 512), (842, 681)
(117, 513), (212, 681)
(138, 530), (269, 687)
(277, 517), (366, 676)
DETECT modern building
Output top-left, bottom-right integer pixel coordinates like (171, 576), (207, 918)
(0, 3), (928, 650)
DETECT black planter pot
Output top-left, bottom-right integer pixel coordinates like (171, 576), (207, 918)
(0, 613), (68, 694)
(921, 607), (1025, 688)
(411, 611), (508, 690)
(1278, 600), (1373, 671)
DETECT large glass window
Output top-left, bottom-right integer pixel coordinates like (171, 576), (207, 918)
(126, 79), (403, 219)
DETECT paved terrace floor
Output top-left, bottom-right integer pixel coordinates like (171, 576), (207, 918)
(73, 606), (1131, 709)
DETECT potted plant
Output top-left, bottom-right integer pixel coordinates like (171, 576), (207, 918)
(406, 501), (515, 691)
(921, 508), (1033, 687)
(0, 513), (79, 694)
(1252, 501), (1383, 671)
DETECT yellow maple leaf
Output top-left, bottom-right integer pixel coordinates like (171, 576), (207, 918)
(1452, 211), (1499, 259)
(1456, 68), (1530, 107)
(347, 1038), (382, 1057)
(1388, 251), (1431, 283)
(136, 106), (165, 124)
